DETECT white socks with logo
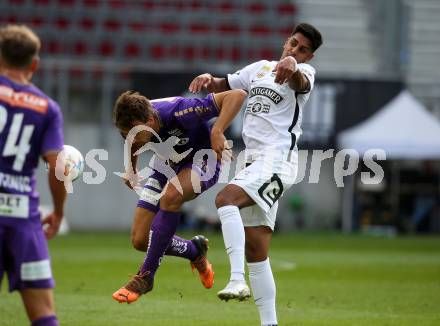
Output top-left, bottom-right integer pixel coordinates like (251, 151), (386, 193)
(218, 205), (245, 281)
(248, 258), (277, 326)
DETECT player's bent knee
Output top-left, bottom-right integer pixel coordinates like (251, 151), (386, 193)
(160, 188), (184, 211)
(131, 234), (147, 251)
(215, 187), (241, 208)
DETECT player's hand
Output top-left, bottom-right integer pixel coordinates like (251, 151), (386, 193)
(273, 56), (298, 84)
(210, 127), (233, 161)
(189, 73), (214, 93)
(123, 171), (141, 191)
(42, 212), (63, 240)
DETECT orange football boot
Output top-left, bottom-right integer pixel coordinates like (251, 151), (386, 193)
(190, 235), (214, 289)
(112, 271), (153, 304)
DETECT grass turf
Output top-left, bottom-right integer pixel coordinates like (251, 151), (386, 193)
(1, 232), (440, 325)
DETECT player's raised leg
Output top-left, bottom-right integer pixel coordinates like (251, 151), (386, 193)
(113, 168), (214, 303)
(130, 206), (203, 264)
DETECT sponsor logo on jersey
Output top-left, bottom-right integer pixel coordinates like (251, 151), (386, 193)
(0, 193), (29, 218)
(0, 85), (48, 114)
(249, 87), (283, 104)
(0, 172), (32, 192)
(168, 128), (183, 137)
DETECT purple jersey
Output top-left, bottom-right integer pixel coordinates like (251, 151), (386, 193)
(151, 93), (219, 163)
(0, 75), (64, 226)
(136, 94), (221, 212)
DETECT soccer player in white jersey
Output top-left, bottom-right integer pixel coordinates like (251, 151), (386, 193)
(189, 23), (322, 326)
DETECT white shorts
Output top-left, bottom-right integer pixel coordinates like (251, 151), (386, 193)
(230, 159), (297, 230)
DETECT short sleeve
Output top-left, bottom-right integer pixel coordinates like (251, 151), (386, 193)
(227, 60), (265, 91)
(41, 101), (64, 155)
(173, 94), (220, 124)
(297, 63), (316, 94)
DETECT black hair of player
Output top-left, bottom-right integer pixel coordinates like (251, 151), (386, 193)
(291, 23), (323, 52)
(113, 91), (153, 131)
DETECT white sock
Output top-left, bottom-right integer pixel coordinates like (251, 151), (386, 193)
(248, 258), (277, 326)
(218, 205), (245, 281)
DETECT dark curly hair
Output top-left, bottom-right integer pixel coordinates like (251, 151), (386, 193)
(113, 90), (153, 131)
(292, 23), (323, 52)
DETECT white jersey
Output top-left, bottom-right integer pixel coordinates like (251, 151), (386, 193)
(227, 60), (315, 162)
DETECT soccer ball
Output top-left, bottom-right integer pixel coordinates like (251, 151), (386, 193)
(61, 145), (84, 182)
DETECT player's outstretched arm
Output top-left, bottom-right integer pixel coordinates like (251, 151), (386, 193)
(211, 89), (247, 159)
(189, 73), (229, 94)
(42, 151), (67, 239)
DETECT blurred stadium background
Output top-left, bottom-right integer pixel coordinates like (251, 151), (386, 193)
(1, 1), (440, 324)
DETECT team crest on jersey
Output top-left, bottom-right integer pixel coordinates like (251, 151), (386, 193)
(245, 96), (271, 115)
(249, 87), (283, 104)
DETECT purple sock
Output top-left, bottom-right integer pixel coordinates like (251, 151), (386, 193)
(32, 315), (58, 326)
(165, 235), (199, 261)
(140, 209), (181, 277)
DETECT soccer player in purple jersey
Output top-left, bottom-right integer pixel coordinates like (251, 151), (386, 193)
(111, 89), (246, 303)
(0, 25), (66, 326)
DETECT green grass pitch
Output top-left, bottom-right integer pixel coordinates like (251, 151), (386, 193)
(1, 232), (440, 325)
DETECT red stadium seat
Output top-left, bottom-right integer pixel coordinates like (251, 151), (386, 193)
(190, 0), (202, 11)
(47, 40), (61, 54)
(73, 41), (88, 56)
(128, 21), (148, 33)
(169, 45), (180, 57)
(201, 46), (211, 60)
(160, 22), (180, 34)
(217, 1), (235, 12)
(141, 1), (156, 10)
(247, 2), (266, 14)
(218, 23), (240, 35)
(109, 0), (125, 9)
(57, 0), (75, 6)
(55, 17), (70, 30)
(279, 26), (292, 37)
(30, 17), (45, 28)
(189, 23), (211, 34)
(104, 19), (121, 31)
(231, 46), (242, 62)
(216, 47), (226, 61)
(277, 3), (297, 15)
(83, 0), (99, 8)
(33, 0), (50, 5)
(99, 41), (115, 57)
(150, 44), (165, 59)
(69, 68), (84, 78)
(3, 15), (18, 24)
(184, 46), (195, 60)
(250, 25), (271, 36)
(259, 48), (275, 60)
(125, 43), (140, 57)
(79, 17), (95, 31)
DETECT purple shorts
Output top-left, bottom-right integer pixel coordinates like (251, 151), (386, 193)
(137, 155), (221, 213)
(0, 221), (54, 292)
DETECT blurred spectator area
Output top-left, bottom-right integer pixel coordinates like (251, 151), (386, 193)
(0, 0), (297, 67)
